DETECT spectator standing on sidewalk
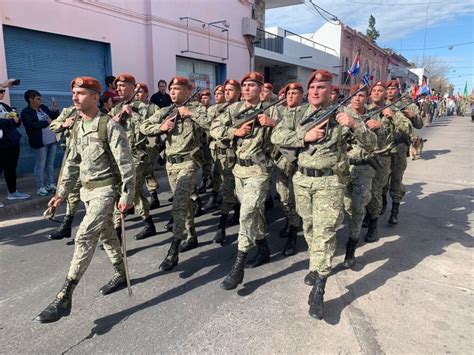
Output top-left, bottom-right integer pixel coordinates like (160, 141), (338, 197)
(0, 86), (30, 206)
(103, 76), (121, 106)
(21, 90), (60, 196)
(149, 80), (172, 108)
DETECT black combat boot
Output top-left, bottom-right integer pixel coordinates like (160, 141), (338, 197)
(220, 251), (248, 290)
(35, 278), (78, 323)
(308, 273), (327, 320)
(365, 217), (379, 243)
(179, 228), (198, 252)
(304, 271), (316, 286)
(213, 213), (228, 244)
(134, 217), (157, 240)
(279, 217), (290, 238)
(99, 262), (127, 295)
(168, 196), (174, 203)
(150, 191), (160, 209)
(342, 239), (358, 268)
(380, 194), (387, 215)
(362, 213), (370, 228)
(159, 238), (182, 271)
(194, 197), (204, 217)
(205, 177), (213, 190)
(388, 202), (400, 225)
(198, 178), (208, 194)
(48, 215), (74, 240)
(282, 226), (298, 256)
(246, 238), (270, 268)
(229, 204), (240, 226)
(204, 191), (218, 210)
(164, 217), (173, 231)
(265, 192), (274, 210)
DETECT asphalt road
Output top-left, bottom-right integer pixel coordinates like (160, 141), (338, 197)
(1, 115), (472, 354)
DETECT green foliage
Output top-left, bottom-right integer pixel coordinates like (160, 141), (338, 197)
(366, 15), (380, 43)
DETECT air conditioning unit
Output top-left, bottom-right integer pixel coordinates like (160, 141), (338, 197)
(242, 17), (257, 36)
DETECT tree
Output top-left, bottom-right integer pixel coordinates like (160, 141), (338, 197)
(410, 56), (450, 77)
(366, 15), (380, 43)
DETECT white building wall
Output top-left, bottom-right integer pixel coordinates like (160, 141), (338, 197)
(307, 22), (342, 57)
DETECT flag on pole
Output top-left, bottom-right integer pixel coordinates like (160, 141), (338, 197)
(411, 84), (419, 99)
(362, 71), (370, 86)
(348, 52), (360, 77)
(463, 81), (468, 98)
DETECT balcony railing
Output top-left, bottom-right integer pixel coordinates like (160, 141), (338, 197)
(255, 28), (283, 54)
(283, 30), (337, 55)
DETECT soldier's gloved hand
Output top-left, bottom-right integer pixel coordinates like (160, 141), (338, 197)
(62, 117), (75, 128)
(258, 113), (276, 127)
(234, 121), (253, 137)
(178, 106), (192, 118)
(304, 126), (325, 142)
(117, 201), (134, 213)
(160, 117), (175, 132)
(336, 112), (357, 130)
(366, 119), (382, 131)
(48, 195), (64, 208)
(382, 107), (395, 118)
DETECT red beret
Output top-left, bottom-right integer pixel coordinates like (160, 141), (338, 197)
(307, 69), (333, 89)
(168, 76), (191, 90)
(137, 82), (148, 92)
(331, 85), (340, 95)
(278, 86), (287, 97)
(369, 81), (386, 93)
(224, 79), (241, 91)
(349, 83), (369, 96)
(214, 85), (224, 94)
(385, 80), (399, 89)
(241, 72), (264, 86)
(263, 83), (273, 91)
(70, 76), (102, 93)
(200, 89), (211, 97)
(286, 82), (304, 94)
(114, 73), (136, 87)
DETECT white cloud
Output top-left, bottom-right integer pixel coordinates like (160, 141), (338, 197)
(265, 1), (474, 42)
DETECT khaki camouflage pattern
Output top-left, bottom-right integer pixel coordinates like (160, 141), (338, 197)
(57, 111), (135, 281)
(143, 103), (161, 193)
(140, 101), (210, 237)
(212, 101), (276, 251)
(272, 103), (376, 275)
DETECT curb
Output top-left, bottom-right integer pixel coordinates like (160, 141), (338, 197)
(0, 195), (51, 221)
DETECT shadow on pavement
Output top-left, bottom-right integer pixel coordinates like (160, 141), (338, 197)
(418, 149), (451, 161)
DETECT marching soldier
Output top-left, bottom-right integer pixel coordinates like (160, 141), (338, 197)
(271, 82), (304, 256)
(260, 82), (274, 103)
(198, 89), (213, 193)
(140, 76), (209, 271)
(271, 70), (376, 320)
(330, 85), (340, 103)
(109, 74), (156, 241)
(212, 72), (279, 290)
(382, 80), (423, 224)
(135, 82), (162, 209)
(209, 79), (241, 243)
(35, 77), (135, 323)
(48, 106), (81, 242)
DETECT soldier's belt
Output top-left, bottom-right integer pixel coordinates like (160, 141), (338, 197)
(217, 148), (230, 155)
(349, 158), (369, 166)
(81, 177), (115, 190)
(167, 154), (192, 164)
(236, 157), (255, 167)
(298, 167), (334, 177)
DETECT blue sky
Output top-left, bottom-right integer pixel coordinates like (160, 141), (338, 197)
(266, 0), (474, 95)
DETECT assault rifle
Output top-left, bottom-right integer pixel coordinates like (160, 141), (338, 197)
(362, 93), (409, 123)
(159, 87), (202, 141)
(231, 97), (285, 144)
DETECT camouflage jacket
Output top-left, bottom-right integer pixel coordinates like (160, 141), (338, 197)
(271, 103), (376, 173)
(208, 102), (232, 150)
(49, 106), (79, 144)
(139, 101), (209, 165)
(57, 111), (136, 205)
(109, 100), (149, 164)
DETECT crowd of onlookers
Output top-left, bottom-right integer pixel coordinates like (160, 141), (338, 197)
(0, 75), (170, 208)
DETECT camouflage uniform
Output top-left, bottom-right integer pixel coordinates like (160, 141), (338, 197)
(143, 103), (161, 195)
(271, 104), (376, 276)
(49, 107), (82, 218)
(109, 100), (150, 226)
(212, 101), (275, 253)
(140, 101), (209, 239)
(208, 102), (237, 214)
(57, 112), (135, 280)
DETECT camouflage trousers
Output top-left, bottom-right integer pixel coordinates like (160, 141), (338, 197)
(144, 145), (161, 193)
(217, 160), (237, 214)
(234, 172), (270, 253)
(344, 165), (375, 241)
(65, 179), (82, 216)
(366, 155), (391, 218)
(383, 147), (408, 203)
(276, 168), (301, 228)
(67, 186), (122, 281)
(201, 142), (212, 182)
(114, 163), (150, 226)
(293, 173), (345, 276)
(167, 161), (197, 239)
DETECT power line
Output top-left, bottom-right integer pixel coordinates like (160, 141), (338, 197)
(350, 1), (454, 5)
(402, 41), (474, 51)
